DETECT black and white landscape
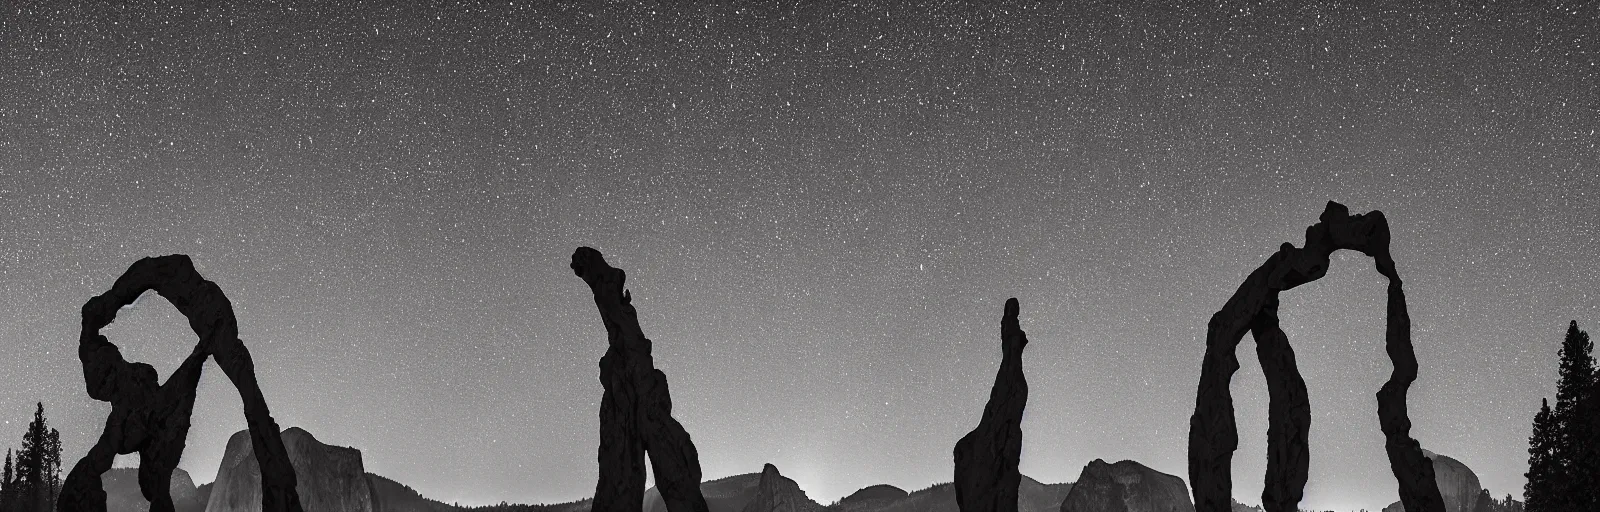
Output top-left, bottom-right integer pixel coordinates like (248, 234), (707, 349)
(0, 2), (1596, 512)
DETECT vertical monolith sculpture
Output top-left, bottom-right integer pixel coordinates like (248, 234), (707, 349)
(571, 247), (711, 512)
(1186, 202), (1444, 512)
(58, 255), (303, 512)
(953, 298), (1030, 512)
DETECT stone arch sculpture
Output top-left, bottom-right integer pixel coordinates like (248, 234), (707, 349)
(1187, 202), (1445, 512)
(57, 255), (304, 512)
(571, 247), (711, 512)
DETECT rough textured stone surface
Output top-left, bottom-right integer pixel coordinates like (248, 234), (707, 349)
(1381, 451), (1482, 512)
(207, 428), (374, 512)
(739, 464), (823, 512)
(1185, 202), (1444, 512)
(954, 298), (1030, 512)
(58, 255), (304, 512)
(571, 247), (710, 512)
(100, 468), (205, 512)
(1059, 460), (1194, 512)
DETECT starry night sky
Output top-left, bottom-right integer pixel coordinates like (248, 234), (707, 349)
(1, 2), (1597, 511)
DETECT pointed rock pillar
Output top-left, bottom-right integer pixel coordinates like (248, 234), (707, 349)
(571, 247), (711, 512)
(954, 298), (1030, 512)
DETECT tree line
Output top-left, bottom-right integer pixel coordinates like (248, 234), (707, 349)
(0, 403), (62, 512)
(1524, 321), (1599, 512)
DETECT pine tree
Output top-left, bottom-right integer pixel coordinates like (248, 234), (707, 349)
(1472, 489), (1493, 512)
(1551, 322), (1594, 511)
(18, 403), (43, 512)
(1554, 322), (1594, 445)
(1502, 494), (1523, 512)
(1574, 374), (1600, 512)
(10, 403), (62, 512)
(1, 449), (11, 512)
(1526, 399), (1556, 511)
(43, 428), (57, 509)
(1526, 321), (1599, 512)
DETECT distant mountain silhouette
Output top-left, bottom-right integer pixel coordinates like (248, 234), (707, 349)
(1381, 451), (1520, 512)
(824, 474), (1068, 512)
(739, 464), (824, 512)
(99, 442), (1090, 512)
(100, 467), (208, 512)
(208, 427), (374, 512)
(1229, 500), (1263, 512)
(1059, 459), (1193, 512)
(650, 464), (1070, 512)
(833, 485), (907, 511)
(642, 471), (762, 512)
(641, 463), (825, 512)
(365, 473), (460, 512)
(856, 482), (960, 512)
(368, 473), (591, 512)
(1016, 478), (1074, 512)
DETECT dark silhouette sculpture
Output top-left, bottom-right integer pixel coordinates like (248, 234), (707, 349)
(571, 247), (710, 512)
(954, 298), (1030, 512)
(1186, 202), (1444, 512)
(57, 255), (304, 512)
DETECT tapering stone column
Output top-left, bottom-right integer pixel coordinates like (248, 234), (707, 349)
(954, 298), (1030, 512)
(572, 248), (710, 512)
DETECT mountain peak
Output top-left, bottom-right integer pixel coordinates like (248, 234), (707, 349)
(741, 463), (821, 512)
(208, 427), (374, 512)
(1060, 459), (1194, 512)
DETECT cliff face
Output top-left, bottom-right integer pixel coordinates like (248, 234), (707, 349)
(101, 468), (206, 512)
(1059, 460), (1194, 512)
(739, 464), (823, 512)
(205, 428), (374, 512)
(1425, 451), (1483, 512)
(1382, 451), (1484, 512)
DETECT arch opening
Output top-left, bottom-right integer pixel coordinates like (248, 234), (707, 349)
(57, 255), (304, 512)
(1186, 202), (1445, 512)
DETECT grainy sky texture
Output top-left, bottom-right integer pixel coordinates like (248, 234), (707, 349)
(1, 2), (1597, 511)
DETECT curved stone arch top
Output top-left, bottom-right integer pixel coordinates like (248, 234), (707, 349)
(1186, 202), (1445, 512)
(58, 255), (304, 512)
